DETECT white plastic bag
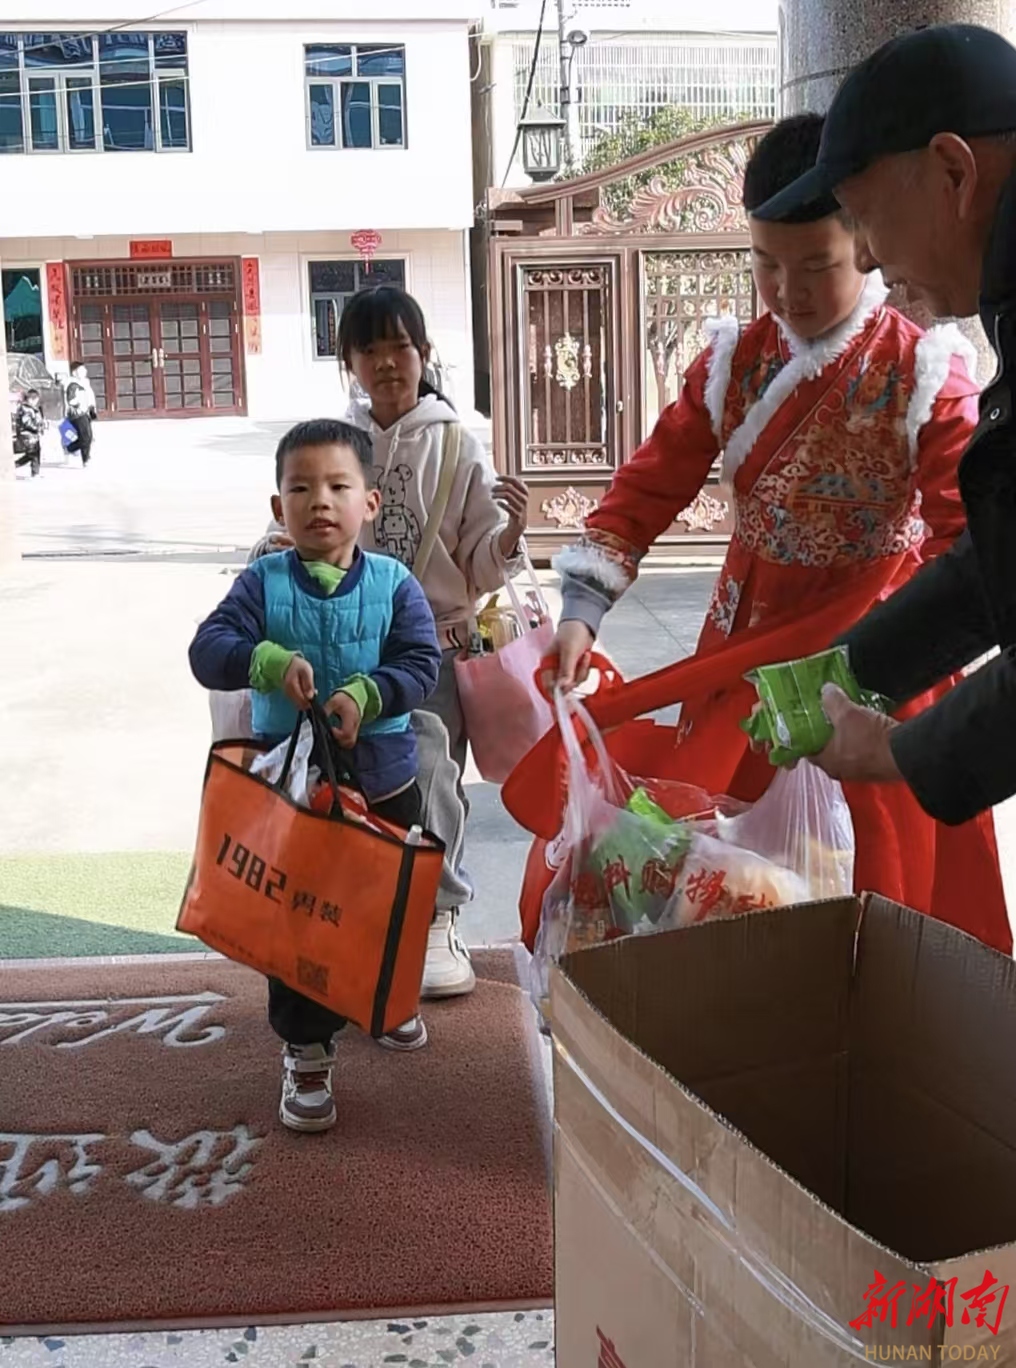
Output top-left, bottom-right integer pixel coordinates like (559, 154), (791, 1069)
(248, 717), (319, 807)
(716, 764), (855, 900)
(209, 689), (254, 742)
(657, 829), (811, 930)
(529, 694), (856, 1020)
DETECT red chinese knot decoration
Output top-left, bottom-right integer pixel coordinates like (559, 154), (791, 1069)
(350, 230), (383, 266)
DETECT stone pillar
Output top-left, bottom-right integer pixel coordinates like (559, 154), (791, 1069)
(779, 0), (1016, 382)
(780, 0), (1016, 116)
(0, 257), (20, 568)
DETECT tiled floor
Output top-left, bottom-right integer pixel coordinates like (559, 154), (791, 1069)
(0, 1311), (556, 1367)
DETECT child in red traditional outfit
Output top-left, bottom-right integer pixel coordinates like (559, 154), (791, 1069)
(549, 114), (1010, 954)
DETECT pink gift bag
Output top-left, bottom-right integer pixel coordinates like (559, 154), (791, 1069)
(455, 553), (555, 784)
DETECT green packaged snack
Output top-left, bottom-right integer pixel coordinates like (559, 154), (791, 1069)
(625, 786), (674, 827)
(741, 645), (891, 767)
(588, 794), (692, 933)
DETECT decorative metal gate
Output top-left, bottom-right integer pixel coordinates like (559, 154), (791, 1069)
(521, 263), (614, 472)
(488, 121), (772, 557)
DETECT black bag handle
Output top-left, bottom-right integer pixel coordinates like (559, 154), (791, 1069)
(276, 697), (367, 817)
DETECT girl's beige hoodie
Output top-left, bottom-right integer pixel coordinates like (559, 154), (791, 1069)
(252, 394), (518, 649)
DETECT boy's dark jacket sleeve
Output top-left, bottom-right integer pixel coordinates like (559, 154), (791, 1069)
(838, 532), (1014, 826)
(189, 568), (266, 691)
(372, 575), (441, 715)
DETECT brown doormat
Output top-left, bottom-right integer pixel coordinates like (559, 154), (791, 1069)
(0, 950), (553, 1334)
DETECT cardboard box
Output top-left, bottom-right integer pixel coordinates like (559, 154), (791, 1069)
(551, 897), (1016, 1366)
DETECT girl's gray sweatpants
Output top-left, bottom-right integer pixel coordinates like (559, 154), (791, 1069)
(412, 648), (472, 913)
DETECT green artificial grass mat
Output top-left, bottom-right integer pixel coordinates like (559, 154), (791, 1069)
(0, 851), (198, 959)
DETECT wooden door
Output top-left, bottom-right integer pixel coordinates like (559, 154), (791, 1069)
(111, 302), (157, 414)
(157, 301), (203, 412)
(67, 259), (247, 418)
(204, 298), (243, 411)
(76, 303), (109, 413)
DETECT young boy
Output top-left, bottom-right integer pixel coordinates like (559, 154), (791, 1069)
(541, 113), (1008, 956)
(189, 418), (442, 1132)
(14, 389), (44, 478)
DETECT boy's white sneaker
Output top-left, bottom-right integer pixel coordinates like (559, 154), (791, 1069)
(420, 910), (476, 999)
(377, 1015), (429, 1051)
(279, 1041), (337, 1132)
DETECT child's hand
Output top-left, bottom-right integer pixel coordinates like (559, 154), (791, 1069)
(324, 690), (362, 748)
(549, 620), (595, 693)
(282, 656), (316, 710)
(495, 476), (529, 556)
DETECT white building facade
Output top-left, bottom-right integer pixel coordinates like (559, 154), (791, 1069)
(484, 0), (778, 185)
(0, 1), (481, 422)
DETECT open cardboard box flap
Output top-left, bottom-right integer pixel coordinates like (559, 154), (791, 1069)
(551, 896), (1016, 1366)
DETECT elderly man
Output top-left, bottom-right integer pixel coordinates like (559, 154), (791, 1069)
(756, 23), (1016, 858)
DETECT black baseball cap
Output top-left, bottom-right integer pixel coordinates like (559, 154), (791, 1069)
(754, 24), (1016, 221)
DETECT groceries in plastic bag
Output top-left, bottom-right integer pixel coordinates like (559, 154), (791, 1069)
(530, 691), (856, 1017)
(243, 714), (409, 834)
(741, 644), (891, 766)
(716, 763), (855, 901)
(249, 717), (320, 807)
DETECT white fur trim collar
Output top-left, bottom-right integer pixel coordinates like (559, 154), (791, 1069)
(905, 323), (978, 468)
(703, 315), (740, 439)
(721, 273), (890, 484)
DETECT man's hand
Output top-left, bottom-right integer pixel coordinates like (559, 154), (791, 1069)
(546, 620), (595, 693)
(810, 684), (902, 783)
(746, 700), (768, 755)
(324, 690), (362, 748)
(282, 657), (316, 710)
(495, 476), (529, 557)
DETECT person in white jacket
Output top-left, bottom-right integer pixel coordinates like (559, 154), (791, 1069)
(251, 286), (529, 999)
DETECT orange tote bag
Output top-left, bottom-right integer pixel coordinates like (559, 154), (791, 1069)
(178, 701), (445, 1037)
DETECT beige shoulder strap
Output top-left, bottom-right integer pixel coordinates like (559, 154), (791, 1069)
(412, 422), (462, 581)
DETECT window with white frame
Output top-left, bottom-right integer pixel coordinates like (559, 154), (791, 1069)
(0, 30), (190, 154)
(304, 44), (406, 150)
(309, 258), (406, 359)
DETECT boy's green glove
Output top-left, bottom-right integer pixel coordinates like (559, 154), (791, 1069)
(741, 646), (892, 768)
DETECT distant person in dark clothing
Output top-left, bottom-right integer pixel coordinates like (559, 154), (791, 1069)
(14, 388), (44, 478)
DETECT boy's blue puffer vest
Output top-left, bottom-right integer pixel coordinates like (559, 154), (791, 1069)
(250, 549), (411, 740)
